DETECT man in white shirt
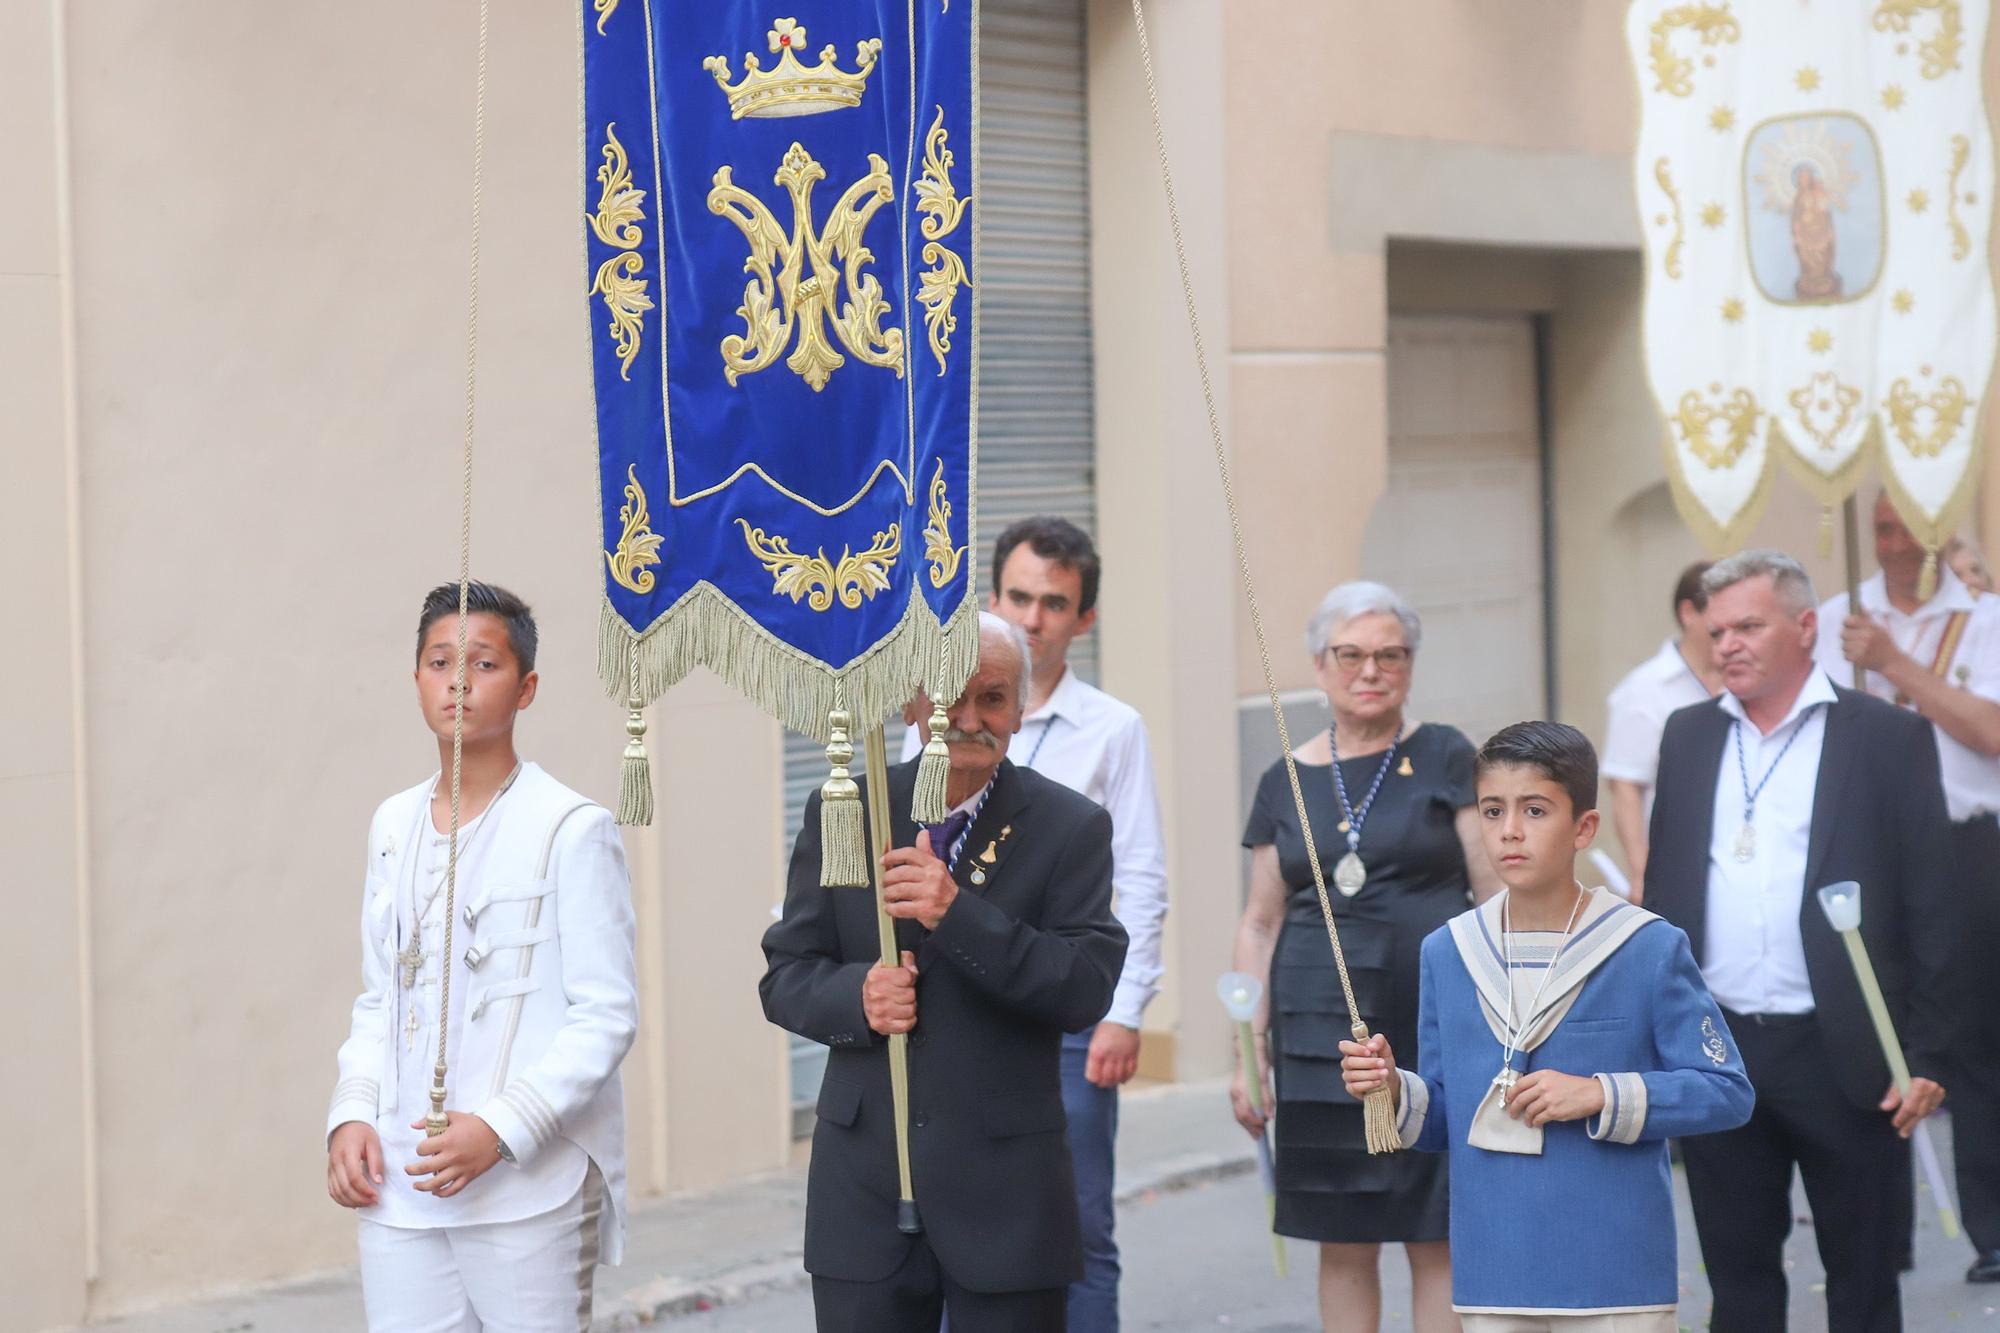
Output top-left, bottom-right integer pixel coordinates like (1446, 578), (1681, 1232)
(1603, 561), (1722, 890)
(1645, 549), (1956, 1332)
(904, 517), (1167, 1333)
(1817, 494), (2000, 1285)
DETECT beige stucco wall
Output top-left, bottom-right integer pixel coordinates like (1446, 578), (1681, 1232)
(6, 4), (791, 1321)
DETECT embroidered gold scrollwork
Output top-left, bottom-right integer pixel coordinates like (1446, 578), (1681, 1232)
(738, 519), (901, 611)
(593, 0), (619, 36)
(1648, 4), (1742, 98)
(1654, 158), (1687, 280)
(1947, 133), (1972, 260)
(1884, 375), (1972, 458)
(923, 460), (966, 589)
(1787, 372), (1862, 452)
(708, 143), (905, 392)
(914, 107), (972, 375)
(606, 464), (665, 594)
(1873, 1), (1963, 80)
(1673, 386), (1761, 470)
(589, 123), (653, 381)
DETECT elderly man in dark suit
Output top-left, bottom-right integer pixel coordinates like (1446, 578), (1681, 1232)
(761, 610), (1128, 1333)
(1645, 549), (1957, 1333)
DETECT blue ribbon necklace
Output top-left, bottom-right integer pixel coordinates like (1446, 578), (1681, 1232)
(1330, 731), (1401, 897)
(1730, 704), (1823, 863)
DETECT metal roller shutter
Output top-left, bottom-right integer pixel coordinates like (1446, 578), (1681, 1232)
(785, 0), (1099, 1131)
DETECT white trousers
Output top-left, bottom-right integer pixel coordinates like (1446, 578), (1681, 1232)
(1457, 1312), (1678, 1333)
(358, 1163), (604, 1333)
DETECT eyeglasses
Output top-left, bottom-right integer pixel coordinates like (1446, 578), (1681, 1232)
(1323, 644), (1413, 674)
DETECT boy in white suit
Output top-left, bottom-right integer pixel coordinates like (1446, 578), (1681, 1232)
(326, 581), (638, 1332)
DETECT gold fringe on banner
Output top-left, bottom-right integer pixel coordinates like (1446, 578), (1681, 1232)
(819, 706), (870, 887)
(598, 588), (979, 746)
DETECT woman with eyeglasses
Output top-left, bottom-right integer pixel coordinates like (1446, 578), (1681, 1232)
(1233, 581), (1499, 1333)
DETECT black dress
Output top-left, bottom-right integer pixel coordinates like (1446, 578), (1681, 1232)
(1241, 722), (1476, 1243)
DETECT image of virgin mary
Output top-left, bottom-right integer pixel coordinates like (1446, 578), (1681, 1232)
(1790, 162), (1842, 300)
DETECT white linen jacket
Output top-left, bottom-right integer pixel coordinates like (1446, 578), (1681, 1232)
(326, 763), (638, 1261)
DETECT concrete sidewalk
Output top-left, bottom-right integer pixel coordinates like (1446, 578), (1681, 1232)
(75, 1078), (1250, 1332)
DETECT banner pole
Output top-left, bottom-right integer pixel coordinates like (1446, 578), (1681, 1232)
(863, 725), (923, 1234)
(1843, 494), (1864, 688)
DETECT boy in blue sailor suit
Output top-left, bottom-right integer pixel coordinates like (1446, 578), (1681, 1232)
(1344, 722), (1753, 1332)
(326, 582), (639, 1332)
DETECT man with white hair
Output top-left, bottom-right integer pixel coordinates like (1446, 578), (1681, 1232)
(1645, 549), (1957, 1332)
(762, 611), (1129, 1332)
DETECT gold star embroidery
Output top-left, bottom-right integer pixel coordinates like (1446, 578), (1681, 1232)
(1909, 188), (1931, 213)
(1882, 84), (1907, 111)
(1795, 66), (1822, 92)
(1700, 202), (1726, 228)
(1892, 289), (1915, 314)
(1808, 328), (1833, 354)
(1721, 297), (1745, 323)
(1709, 105), (1736, 132)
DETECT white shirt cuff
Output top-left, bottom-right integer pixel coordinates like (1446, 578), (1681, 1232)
(1587, 1072), (1649, 1145)
(1395, 1068), (1430, 1149)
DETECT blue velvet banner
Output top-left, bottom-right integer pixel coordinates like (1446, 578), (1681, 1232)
(585, 1), (976, 738)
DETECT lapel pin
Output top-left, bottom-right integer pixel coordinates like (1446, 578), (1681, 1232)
(1398, 756), (1414, 777)
(970, 867), (988, 886)
(978, 840), (998, 865)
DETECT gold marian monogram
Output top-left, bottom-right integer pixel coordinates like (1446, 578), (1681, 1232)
(1647, 4), (1742, 98)
(1674, 386), (1761, 470)
(704, 20), (882, 120)
(708, 143), (906, 392)
(914, 108), (972, 375)
(739, 519), (901, 611)
(1884, 375), (1972, 458)
(589, 123), (653, 381)
(606, 464), (665, 594)
(1873, 1), (1964, 80)
(923, 460), (966, 588)
(1787, 372), (1862, 452)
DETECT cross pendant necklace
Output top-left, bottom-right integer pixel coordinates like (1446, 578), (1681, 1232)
(397, 926), (424, 990)
(403, 995), (424, 1050)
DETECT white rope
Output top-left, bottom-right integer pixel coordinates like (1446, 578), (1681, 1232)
(1126, 1), (1374, 1046)
(430, 0), (490, 1134)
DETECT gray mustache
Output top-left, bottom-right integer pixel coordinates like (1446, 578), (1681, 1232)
(943, 727), (1001, 749)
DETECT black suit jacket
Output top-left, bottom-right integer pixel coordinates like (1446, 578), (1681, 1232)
(1644, 684), (1958, 1109)
(760, 757), (1128, 1291)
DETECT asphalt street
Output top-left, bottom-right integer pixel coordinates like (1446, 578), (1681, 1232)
(671, 1117), (1996, 1333)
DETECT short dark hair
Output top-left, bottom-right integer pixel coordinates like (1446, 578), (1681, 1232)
(991, 517), (1101, 614)
(415, 580), (538, 674)
(1673, 560), (1713, 621)
(1476, 720), (1598, 816)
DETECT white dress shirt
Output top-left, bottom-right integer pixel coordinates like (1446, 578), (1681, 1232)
(906, 666), (1168, 1028)
(1604, 637), (1716, 820)
(1702, 670), (1838, 1015)
(1815, 568), (2000, 821)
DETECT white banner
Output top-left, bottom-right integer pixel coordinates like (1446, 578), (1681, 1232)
(1629, 1), (1995, 552)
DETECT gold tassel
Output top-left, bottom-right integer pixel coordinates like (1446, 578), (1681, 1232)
(1819, 506), (1834, 560)
(1919, 546), (1940, 602)
(616, 690), (653, 826)
(1354, 1021), (1402, 1154)
(819, 708), (870, 887)
(910, 702), (951, 824)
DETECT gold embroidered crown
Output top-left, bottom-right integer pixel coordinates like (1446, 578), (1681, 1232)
(703, 19), (882, 120)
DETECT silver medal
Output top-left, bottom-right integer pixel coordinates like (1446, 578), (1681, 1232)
(1733, 823), (1756, 863)
(1334, 851), (1367, 897)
